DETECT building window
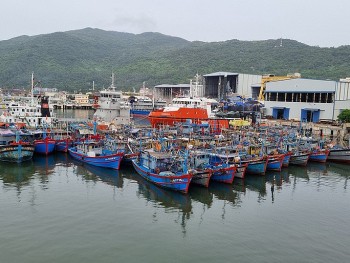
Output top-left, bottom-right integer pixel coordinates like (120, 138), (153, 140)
(301, 93), (307, 102)
(270, 92), (277, 101)
(315, 93), (320, 103)
(307, 93), (314, 103)
(277, 93), (285, 101)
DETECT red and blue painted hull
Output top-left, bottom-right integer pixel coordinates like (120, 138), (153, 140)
(68, 148), (124, 170)
(34, 138), (56, 155)
(211, 165), (236, 184)
(309, 150), (329, 163)
(131, 160), (192, 194)
(267, 154), (285, 172)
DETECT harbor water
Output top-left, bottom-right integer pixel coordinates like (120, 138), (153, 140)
(1, 110), (350, 263)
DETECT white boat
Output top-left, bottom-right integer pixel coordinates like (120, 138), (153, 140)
(0, 73), (56, 128)
(93, 73), (131, 125)
(129, 95), (166, 116)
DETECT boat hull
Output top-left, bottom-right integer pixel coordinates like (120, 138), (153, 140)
(132, 160), (192, 194)
(267, 154), (285, 172)
(325, 149), (350, 163)
(0, 144), (34, 163)
(234, 163), (248, 179)
(282, 153), (292, 167)
(190, 170), (212, 187)
(290, 153), (310, 166)
(68, 148), (124, 170)
(34, 139), (56, 155)
(245, 159), (268, 175)
(55, 139), (73, 152)
(309, 150), (329, 163)
(148, 108), (229, 132)
(211, 166), (236, 184)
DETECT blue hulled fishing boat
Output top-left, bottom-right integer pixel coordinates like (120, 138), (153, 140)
(309, 149), (330, 163)
(132, 149), (192, 193)
(210, 164), (236, 184)
(244, 158), (268, 175)
(68, 141), (124, 169)
(266, 154), (285, 172)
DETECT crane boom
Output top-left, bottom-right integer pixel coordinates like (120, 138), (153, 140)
(258, 73), (301, 102)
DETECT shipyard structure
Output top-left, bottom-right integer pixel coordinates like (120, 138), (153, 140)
(154, 71), (350, 123)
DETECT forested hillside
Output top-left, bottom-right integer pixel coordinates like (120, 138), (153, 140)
(0, 28), (349, 92)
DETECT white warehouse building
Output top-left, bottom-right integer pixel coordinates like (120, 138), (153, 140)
(263, 78), (350, 122)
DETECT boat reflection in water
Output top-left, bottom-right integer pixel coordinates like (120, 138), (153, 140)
(307, 162), (328, 174)
(32, 154), (56, 176)
(121, 166), (192, 234)
(244, 174), (267, 202)
(84, 164), (123, 189)
(0, 161), (36, 192)
(188, 186), (213, 208)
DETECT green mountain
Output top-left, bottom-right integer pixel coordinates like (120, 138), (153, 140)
(0, 27), (349, 92)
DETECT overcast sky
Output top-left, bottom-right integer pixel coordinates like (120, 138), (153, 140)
(1, 0), (349, 47)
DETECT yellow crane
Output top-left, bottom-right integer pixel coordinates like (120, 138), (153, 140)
(258, 73), (301, 102)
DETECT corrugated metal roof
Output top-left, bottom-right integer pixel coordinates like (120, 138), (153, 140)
(266, 78), (336, 92)
(203, 72), (239, 77)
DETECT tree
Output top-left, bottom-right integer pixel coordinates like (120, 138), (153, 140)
(338, 109), (350, 123)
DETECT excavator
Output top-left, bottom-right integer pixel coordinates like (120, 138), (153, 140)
(258, 73), (301, 102)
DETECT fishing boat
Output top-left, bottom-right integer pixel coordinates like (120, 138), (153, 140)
(243, 156), (268, 176)
(189, 151), (213, 187)
(327, 147), (350, 163)
(55, 138), (73, 152)
(0, 130), (34, 163)
(68, 140), (124, 170)
(233, 162), (248, 179)
(33, 129), (56, 155)
(266, 154), (285, 172)
(210, 164), (236, 184)
(289, 152), (310, 166)
(309, 149), (330, 163)
(131, 149), (192, 194)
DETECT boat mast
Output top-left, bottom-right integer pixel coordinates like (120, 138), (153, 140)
(31, 72), (34, 106)
(111, 72), (115, 89)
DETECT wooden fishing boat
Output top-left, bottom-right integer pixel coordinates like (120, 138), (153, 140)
(289, 152), (310, 166)
(210, 164), (236, 184)
(132, 149), (192, 194)
(0, 142), (34, 163)
(266, 154), (285, 172)
(68, 141), (124, 169)
(233, 162), (248, 179)
(0, 129), (34, 162)
(34, 136), (56, 155)
(309, 149), (330, 163)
